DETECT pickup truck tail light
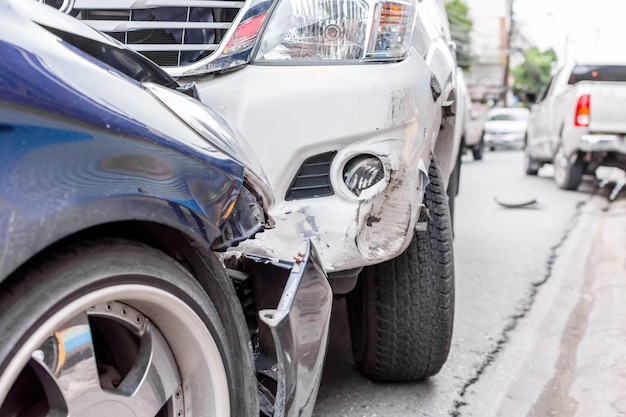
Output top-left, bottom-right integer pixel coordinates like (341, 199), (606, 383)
(574, 94), (590, 127)
(254, 0), (416, 62)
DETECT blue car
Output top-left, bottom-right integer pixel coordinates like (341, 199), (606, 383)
(0, 1), (331, 416)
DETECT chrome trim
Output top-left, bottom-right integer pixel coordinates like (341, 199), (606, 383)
(171, 0), (273, 77)
(580, 134), (626, 153)
(75, 0), (244, 8)
(129, 44), (219, 53)
(40, 0), (76, 13)
(84, 21), (231, 31)
(259, 241), (332, 417)
(65, 0), (274, 76)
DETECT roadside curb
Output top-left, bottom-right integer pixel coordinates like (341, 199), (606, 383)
(462, 194), (626, 416)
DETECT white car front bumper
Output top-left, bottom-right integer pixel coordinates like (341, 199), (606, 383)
(483, 131), (525, 148)
(189, 53), (440, 272)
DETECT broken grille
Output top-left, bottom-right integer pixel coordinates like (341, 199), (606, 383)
(48, 0), (246, 70)
(285, 152), (337, 201)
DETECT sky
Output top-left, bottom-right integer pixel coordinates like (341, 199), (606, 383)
(466, 0), (626, 65)
(514, 0), (626, 63)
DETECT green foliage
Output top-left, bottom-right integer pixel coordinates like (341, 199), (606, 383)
(446, 0), (473, 70)
(512, 47), (557, 100)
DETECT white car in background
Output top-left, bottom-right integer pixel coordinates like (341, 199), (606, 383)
(50, 0), (462, 385)
(481, 107), (530, 151)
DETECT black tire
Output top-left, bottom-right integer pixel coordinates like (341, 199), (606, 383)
(471, 140), (484, 161)
(0, 238), (257, 417)
(524, 147), (541, 176)
(553, 146), (583, 190)
(446, 147), (462, 231)
(346, 157), (455, 382)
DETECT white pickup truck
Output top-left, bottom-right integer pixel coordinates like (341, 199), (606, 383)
(42, 0), (463, 410)
(525, 61), (626, 190)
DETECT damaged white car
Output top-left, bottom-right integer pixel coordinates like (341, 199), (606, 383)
(52, 0), (462, 386)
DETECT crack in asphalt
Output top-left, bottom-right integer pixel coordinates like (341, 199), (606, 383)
(448, 197), (591, 417)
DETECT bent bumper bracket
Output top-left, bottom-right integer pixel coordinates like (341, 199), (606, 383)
(258, 240), (332, 417)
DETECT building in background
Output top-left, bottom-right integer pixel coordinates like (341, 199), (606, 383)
(464, 0), (529, 105)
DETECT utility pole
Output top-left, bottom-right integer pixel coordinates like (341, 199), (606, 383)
(502, 0), (513, 106)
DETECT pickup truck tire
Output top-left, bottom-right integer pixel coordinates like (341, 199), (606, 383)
(472, 144), (484, 160)
(0, 238), (257, 417)
(524, 147), (541, 176)
(346, 157), (455, 382)
(472, 137), (485, 160)
(446, 148), (462, 231)
(554, 146), (583, 190)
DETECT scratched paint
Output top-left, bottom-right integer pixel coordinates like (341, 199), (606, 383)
(237, 135), (429, 272)
(386, 88), (417, 128)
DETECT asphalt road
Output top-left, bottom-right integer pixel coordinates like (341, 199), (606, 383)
(312, 149), (625, 416)
(462, 173), (626, 416)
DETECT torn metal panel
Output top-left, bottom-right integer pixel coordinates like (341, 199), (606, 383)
(257, 241), (332, 417)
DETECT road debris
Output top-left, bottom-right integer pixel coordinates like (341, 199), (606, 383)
(494, 196), (538, 208)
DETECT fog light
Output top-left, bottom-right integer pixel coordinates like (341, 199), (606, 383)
(343, 155), (385, 196)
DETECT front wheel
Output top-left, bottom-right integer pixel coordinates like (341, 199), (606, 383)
(346, 157), (455, 382)
(0, 238), (257, 417)
(446, 147), (462, 231)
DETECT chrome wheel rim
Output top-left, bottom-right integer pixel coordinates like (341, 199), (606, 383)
(0, 284), (230, 417)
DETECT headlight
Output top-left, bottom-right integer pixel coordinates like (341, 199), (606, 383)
(143, 82), (274, 208)
(254, 0), (416, 63)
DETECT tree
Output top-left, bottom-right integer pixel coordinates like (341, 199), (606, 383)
(511, 47), (557, 102)
(446, 0), (473, 70)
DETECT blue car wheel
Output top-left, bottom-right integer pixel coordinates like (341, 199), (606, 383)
(0, 238), (257, 416)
